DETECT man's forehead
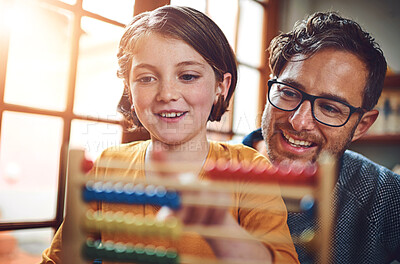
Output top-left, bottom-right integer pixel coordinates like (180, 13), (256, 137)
(279, 49), (367, 106)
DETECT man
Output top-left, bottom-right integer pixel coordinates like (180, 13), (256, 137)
(243, 11), (400, 263)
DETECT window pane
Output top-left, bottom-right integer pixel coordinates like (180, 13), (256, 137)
(0, 229), (53, 262)
(170, 0), (206, 13)
(4, 0), (71, 111)
(74, 17), (125, 121)
(70, 119), (122, 161)
(236, 0), (263, 67)
(0, 111), (63, 222)
(208, 0), (238, 49)
(233, 65), (260, 134)
(82, 0), (134, 24)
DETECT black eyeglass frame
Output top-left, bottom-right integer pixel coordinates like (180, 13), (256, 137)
(267, 79), (366, 127)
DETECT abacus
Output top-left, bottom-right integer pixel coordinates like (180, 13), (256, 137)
(61, 149), (336, 264)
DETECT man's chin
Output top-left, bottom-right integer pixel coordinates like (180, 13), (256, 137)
(267, 149), (319, 165)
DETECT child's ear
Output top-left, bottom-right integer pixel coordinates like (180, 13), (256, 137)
(216, 73), (231, 98)
(351, 109), (379, 142)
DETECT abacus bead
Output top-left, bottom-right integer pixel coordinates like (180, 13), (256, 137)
(165, 248), (179, 264)
(134, 243), (146, 263)
(216, 159), (230, 180)
(103, 241), (115, 260)
(82, 238), (97, 259)
(123, 243), (136, 261)
(288, 166), (303, 184)
(92, 212), (103, 231)
(113, 182), (125, 203)
(81, 158), (94, 173)
(93, 181), (105, 201)
(276, 163), (292, 184)
(94, 241), (106, 258)
(83, 209), (96, 232)
(239, 160), (253, 178)
(155, 220), (168, 237)
(104, 211), (115, 233)
(303, 164), (318, 185)
(122, 183), (135, 203)
(165, 217), (182, 239)
(155, 246), (168, 263)
(124, 213), (136, 235)
(123, 183), (135, 194)
(165, 191), (181, 209)
(114, 242), (126, 260)
(133, 215), (145, 236)
(300, 228), (315, 243)
(300, 195), (315, 213)
(144, 215), (156, 236)
(133, 184), (146, 204)
(264, 165), (279, 183)
(103, 182), (115, 203)
(228, 162), (242, 181)
(114, 211), (126, 232)
(145, 185), (158, 205)
(154, 186), (167, 206)
(144, 244), (157, 262)
(83, 181), (95, 202)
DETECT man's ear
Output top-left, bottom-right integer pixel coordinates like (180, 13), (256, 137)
(351, 109), (379, 142)
(216, 73), (232, 98)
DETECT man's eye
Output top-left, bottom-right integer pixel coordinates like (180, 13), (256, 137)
(180, 74), (199, 81)
(281, 88), (300, 99)
(320, 104), (341, 114)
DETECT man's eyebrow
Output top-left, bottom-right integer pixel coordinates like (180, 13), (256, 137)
(279, 78), (353, 105)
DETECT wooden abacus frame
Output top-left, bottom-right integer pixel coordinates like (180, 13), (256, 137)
(61, 148), (336, 264)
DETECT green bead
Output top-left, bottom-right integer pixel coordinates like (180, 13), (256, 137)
(123, 243), (136, 261)
(134, 243), (146, 262)
(165, 248), (179, 264)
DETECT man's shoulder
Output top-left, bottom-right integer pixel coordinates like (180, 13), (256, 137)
(339, 150), (400, 209)
(341, 150), (400, 182)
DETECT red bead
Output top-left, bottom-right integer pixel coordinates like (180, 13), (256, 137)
(81, 158), (94, 173)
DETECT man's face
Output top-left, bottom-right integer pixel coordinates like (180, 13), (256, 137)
(262, 49), (368, 164)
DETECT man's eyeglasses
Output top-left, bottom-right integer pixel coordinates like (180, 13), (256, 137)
(267, 79), (366, 127)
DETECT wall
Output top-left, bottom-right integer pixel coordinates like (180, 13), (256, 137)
(279, 0), (400, 73)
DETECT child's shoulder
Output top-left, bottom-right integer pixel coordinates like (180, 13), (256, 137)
(98, 140), (150, 160)
(209, 141), (271, 165)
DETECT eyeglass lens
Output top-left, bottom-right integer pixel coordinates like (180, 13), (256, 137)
(269, 82), (351, 126)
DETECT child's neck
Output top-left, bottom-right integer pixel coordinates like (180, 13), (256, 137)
(145, 139), (210, 178)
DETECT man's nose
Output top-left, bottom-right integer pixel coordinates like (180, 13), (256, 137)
(288, 100), (317, 131)
(156, 79), (180, 102)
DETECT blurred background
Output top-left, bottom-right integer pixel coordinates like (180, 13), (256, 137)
(0, 0), (399, 262)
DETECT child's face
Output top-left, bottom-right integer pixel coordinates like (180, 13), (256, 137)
(128, 33), (223, 145)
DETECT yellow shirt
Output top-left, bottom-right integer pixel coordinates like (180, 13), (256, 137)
(41, 140), (299, 263)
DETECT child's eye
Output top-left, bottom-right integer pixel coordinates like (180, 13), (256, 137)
(179, 74), (199, 82)
(137, 76), (155, 83)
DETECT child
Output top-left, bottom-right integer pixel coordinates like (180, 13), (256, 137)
(41, 6), (298, 263)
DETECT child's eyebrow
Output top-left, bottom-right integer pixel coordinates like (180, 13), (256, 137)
(131, 63), (157, 71)
(176, 61), (207, 69)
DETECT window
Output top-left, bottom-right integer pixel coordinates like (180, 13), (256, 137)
(0, 0), (129, 260)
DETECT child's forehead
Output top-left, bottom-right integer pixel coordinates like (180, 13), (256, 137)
(129, 32), (188, 54)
